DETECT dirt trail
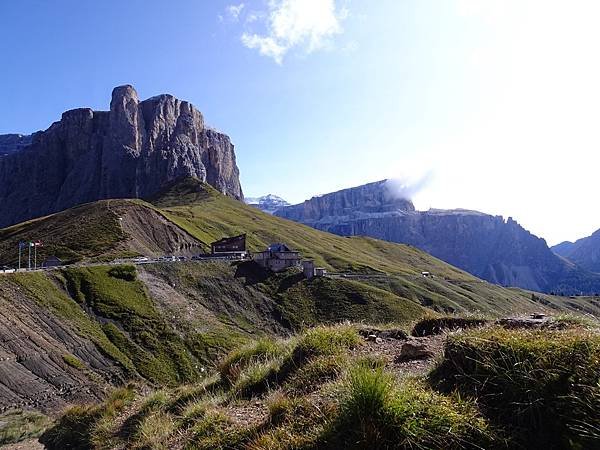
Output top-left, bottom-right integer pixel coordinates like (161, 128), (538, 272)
(0, 438), (44, 449)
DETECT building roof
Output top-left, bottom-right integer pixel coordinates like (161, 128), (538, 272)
(267, 243), (295, 253)
(211, 234), (246, 246)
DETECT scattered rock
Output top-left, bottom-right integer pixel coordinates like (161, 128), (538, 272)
(395, 338), (435, 362)
(496, 316), (558, 329)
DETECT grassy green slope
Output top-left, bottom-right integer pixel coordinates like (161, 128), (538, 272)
(41, 321), (600, 450)
(1, 177), (600, 317)
(150, 179), (600, 317)
(0, 200), (132, 265)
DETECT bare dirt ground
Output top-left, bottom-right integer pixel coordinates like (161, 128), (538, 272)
(0, 439), (44, 449)
(352, 333), (447, 378)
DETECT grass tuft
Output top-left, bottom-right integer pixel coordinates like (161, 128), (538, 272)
(327, 363), (495, 449)
(431, 326), (600, 448)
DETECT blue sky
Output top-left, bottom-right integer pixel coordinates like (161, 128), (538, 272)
(2, 1), (600, 245)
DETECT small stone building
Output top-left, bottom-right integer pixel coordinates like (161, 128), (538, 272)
(254, 243), (301, 272)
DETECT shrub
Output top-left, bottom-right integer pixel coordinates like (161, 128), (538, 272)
(62, 353), (86, 370)
(296, 324), (361, 357)
(0, 410), (51, 445)
(285, 354), (348, 394)
(134, 411), (175, 450)
(411, 316), (487, 337)
(40, 386), (135, 450)
(328, 364), (494, 449)
(108, 265), (137, 281)
(188, 411), (252, 450)
(219, 338), (288, 384)
(430, 327), (600, 448)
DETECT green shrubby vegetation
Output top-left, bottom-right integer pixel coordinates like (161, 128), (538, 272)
(41, 321), (600, 449)
(0, 410), (51, 446)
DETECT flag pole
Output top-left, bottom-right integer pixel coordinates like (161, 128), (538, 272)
(28, 243), (31, 271)
(18, 243), (21, 271)
(34, 244), (37, 270)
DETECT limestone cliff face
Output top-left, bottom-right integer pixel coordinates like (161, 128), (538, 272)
(278, 180), (415, 224)
(0, 85), (243, 227)
(276, 181), (600, 294)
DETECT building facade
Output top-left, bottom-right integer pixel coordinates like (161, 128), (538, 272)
(254, 243), (301, 272)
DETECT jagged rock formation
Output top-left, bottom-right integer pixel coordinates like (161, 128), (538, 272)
(275, 180), (600, 294)
(0, 85), (242, 227)
(245, 194), (290, 214)
(553, 229), (600, 273)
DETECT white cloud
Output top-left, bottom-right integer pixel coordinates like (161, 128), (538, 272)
(241, 0), (346, 64)
(226, 3), (245, 21)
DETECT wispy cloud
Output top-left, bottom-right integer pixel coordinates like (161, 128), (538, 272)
(239, 0), (347, 64)
(226, 3), (245, 22)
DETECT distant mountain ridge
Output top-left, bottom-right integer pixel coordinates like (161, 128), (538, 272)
(275, 180), (600, 294)
(0, 134), (32, 156)
(245, 194), (290, 214)
(553, 229), (600, 273)
(0, 85), (243, 227)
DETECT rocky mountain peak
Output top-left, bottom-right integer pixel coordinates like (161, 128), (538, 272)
(0, 85), (243, 227)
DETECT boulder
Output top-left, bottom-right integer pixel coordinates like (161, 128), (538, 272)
(396, 338), (435, 361)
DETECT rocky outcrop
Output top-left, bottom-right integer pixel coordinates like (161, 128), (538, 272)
(276, 180), (600, 294)
(0, 85), (243, 227)
(553, 229), (600, 273)
(0, 279), (124, 412)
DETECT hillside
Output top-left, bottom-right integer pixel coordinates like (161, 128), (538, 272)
(275, 180), (600, 295)
(2, 178), (600, 317)
(0, 179), (600, 446)
(0, 199), (204, 266)
(40, 319), (600, 449)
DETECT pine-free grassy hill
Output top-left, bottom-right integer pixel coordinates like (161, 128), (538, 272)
(2, 178), (600, 318)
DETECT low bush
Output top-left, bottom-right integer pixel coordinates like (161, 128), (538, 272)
(219, 338), (289, 384)
(0, 410), (51, 446)
(108, 265), (137, 281)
